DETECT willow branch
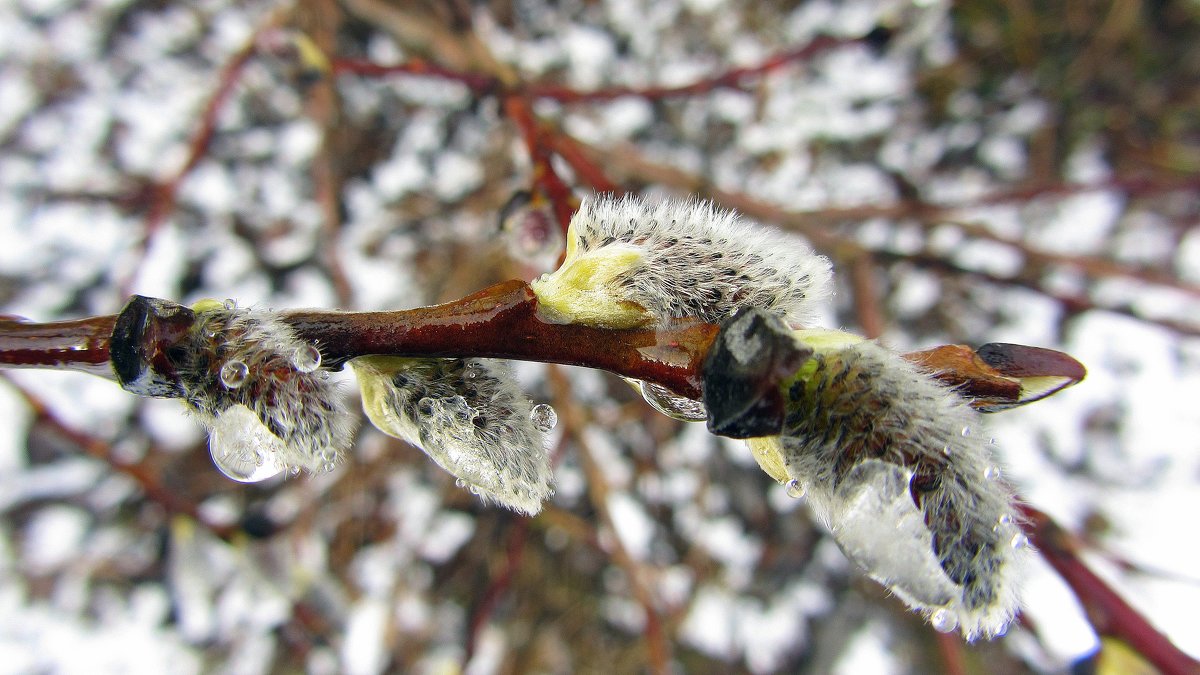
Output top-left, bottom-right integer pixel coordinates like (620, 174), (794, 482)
(0, 281), (1083, 416)
(0, 315), (118, 377)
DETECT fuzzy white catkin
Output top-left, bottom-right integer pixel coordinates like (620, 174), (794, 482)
(352, 356), (554, 515)
(531, 194), (833, 329)
(776, 337), (1027, 640)
(180, 303), (354, 478)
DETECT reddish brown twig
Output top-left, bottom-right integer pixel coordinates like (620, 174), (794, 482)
(1020, 505), (1200, 675)
(283, 280), (716, 398)
(330, 56), (496, 92)
(525, 35), (860, 103)
(549, 365), (672, 675)
(502, 95), (578, 235)
(1, 281), (1084, 412)
(1, 374), (237, 540)
(0, 315), (117, 376)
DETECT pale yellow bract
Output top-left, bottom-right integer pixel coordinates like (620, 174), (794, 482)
(530, 241), (652, 328)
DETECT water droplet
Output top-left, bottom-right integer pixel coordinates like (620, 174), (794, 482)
(941, 445), (951, 456)
(293, 344), (321, 373)
(417, 397), (435, 417)
(455, 478), (468, 489)
(960, 426), (971, 437)
(785, 479), (806, 499)
(984, 465), (1001, 481)
(929, 608), (957, 633)
(996, 513), (1013, 527)
(829, 460), (959, 608)
(531, 403), (558, 432)
(222, 299), (237, 311)
(220, 360), (249, 389)
(1010, 532), (1029, 550)
(988, 437), (998, 445)
(463, 363), (481, 379)
(634, 380), (707, 421)
(449, 395), (472, 422)
(208, 405), (284, 483)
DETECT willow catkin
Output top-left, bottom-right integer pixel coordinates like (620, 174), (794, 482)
(353, 356), (553, 515)
(179, 300), (353, 481)
(531, 194), (832, 328)
(775, 336), (1027, 640)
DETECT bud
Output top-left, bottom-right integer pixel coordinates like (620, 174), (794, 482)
(179, 300), (353, 481)
(531, 195), (832, 329)
(703, 309), (1026, 640)
(352, 356), (554, 515)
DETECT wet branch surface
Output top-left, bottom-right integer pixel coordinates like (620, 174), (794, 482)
(1, 280), (1082, 413)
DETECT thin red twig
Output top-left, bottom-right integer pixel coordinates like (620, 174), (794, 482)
(331, 56), (497, 92)
(503, 95), (578, 235)
(1, 374), (237, 540)
(463, 516), (531, 664)
(525, 35), (859, 103)
(543, 126), (623, 195)
(1020, 505), (1200, 675)
(933, 630), (968, 675)
(138, 40), (258, 244)
(549, 366), (672, 675)
(572, 139), (1200, 335)
(305, 1), (356, 307)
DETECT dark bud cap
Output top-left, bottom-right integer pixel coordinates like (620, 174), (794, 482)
(110, 295), (196, 398)
(702, 307), (812, 439)
(497, 190), (533, 231)
(864, 26), (894, 53)
(240, 509), (280, 539)
(974, 342), (1087, 412)
(976, 343), (1087, 381)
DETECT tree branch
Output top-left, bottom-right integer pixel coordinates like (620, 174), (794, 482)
(1, 281), (1083, 416)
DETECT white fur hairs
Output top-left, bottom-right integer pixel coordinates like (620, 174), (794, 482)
(353, 356), (554, 515)
(531, 194), (832, 328)
(773, 337), (1027, 640)
(180, 302), (354, 480)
